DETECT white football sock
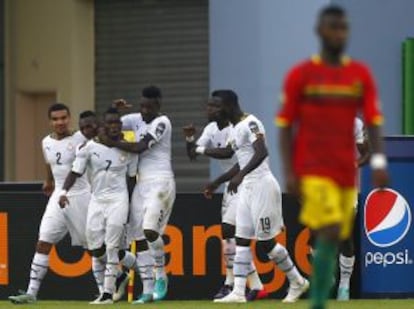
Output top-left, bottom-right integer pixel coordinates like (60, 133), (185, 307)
(137, 250), (155, 295)
(148, 236), (166, 280)
(339, 254), (355, 289)
(27, 253), (49, 297)
(268, 243), (303, 286)
(92, 253), (107, 294)
(233, 246), (252, 296)
(247, 262), (263, 291)
(103, 248), (118, 295)
(223, 238), (235, 286)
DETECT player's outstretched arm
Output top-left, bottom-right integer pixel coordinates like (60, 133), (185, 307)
(357, 140), (370, 167)
(204, 163), (240, 199)
(367, 125), (389, 188)
(202, 145), (234, 159)
(182, 124), (197, 161)
(227, 136), (268, 194)
(59, 171), (82, 208)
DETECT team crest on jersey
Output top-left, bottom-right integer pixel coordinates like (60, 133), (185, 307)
(119, 155), (126, 163)
(248, 121), (260, 134)
(229, 139), (238, 151)
(67, 143), (74, 151)
(155, 123), (166, 138)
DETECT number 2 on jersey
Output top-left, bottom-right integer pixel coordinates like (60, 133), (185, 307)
(105, 160), (112, 171)
(56, 152), (62, 165)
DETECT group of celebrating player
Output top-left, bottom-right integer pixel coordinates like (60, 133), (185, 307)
(9, 5), (389, 309)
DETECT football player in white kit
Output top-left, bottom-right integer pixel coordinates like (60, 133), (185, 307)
(182, 93), (267, 301)
(101, 86), (175, 303)
(58, 108), (138, 304)
(9, 104), (95, 304)
(197, 90), (309, 303)
(336, 117), (370, 300)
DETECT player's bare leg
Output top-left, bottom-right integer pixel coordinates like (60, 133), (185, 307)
(145, 229), (167, 301)
(8, 241), (53, 304)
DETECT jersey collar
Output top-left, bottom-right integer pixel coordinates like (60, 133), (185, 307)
(311, 54), (351, 66)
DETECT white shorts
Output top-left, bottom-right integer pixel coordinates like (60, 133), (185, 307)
(128, 177), (176, 242)
(235, 174), (284, 241)
(86, 193), (129, 250)
(222, 183), (238, 226)
(39, 191), (90, 248)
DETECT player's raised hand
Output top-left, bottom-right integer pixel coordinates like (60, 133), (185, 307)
(182, 124), (196, 138)
(58, 195), (69, 208)
(228, 173), (243, 194)
(42, 181), (54, 197)
(372, 169), (389, 189)
(204, 182), (219, 199)
(112, 98), (132, 110)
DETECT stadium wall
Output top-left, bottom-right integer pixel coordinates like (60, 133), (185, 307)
(4, 0), (94, 181)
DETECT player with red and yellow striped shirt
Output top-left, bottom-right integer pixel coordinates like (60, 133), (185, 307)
(276, 5), (388, 309)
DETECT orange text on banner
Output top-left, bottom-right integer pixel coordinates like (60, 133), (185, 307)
(0, 213), (8, 285)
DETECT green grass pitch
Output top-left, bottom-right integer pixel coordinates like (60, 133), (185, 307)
(1, 300), (414, 308)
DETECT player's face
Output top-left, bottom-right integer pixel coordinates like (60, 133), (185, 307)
(79, 117), (98, 140)
(206, 98), (222, 122)
(318, 15), (349, 54)
(49, 109), (70, 135)
(104, 114), (122, 139)
(140, 97), (160, 123)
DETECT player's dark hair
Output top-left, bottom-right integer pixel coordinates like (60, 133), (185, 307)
(104, 107), (120, 118)
(212, 89), (239, 109)
(318, 5), (346, 21)
(48, 103), (70, 119)
(79, 110), (96, 119)
(142, 86), (162, 100)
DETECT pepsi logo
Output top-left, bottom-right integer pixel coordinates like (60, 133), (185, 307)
(364, 188), (411, 248)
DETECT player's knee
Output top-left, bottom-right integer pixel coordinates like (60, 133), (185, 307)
(257, 239), (276, 254)
(118, 249), (126, 261)
(89, 245), (106, 258)
(235, 237), (251, 247)
(36, 241), (53, 254)
(222, 223), (235, 239)
(144, 229), (159, 242)
(135, 239), (149, 252)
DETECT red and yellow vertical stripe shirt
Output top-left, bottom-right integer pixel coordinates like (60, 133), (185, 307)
(276, 55), (383, 187)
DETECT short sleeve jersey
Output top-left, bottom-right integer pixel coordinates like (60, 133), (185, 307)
(197, 122), (237, 172)
(42, 131), (89, 196)
(228, 114), (272, 181)
(276, 55), (383, 186)
(72, 140), (138, 201)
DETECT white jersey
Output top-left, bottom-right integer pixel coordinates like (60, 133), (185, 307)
(197, 122), (237, 172)
(42, 131), (89, 196)
(228, 114), (272, 181)
(121, 113), (173, 179)
(72, 140), (138, 201)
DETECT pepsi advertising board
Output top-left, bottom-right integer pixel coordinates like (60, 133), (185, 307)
(360, 136), (414, 297)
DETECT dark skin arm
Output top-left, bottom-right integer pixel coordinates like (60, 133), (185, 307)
(183, 124), (197, 160)
(356, 140), (370, 167)
(204, 163), (240, 199)
(58, 171), (82, 208)
(204, 145), (235, 159)
(367, 125), (389, 188)
(42, 164), (55, 196)
(279, 126), (299, 196)
(227, 135), (268, 194)
(99, 130), (153, 154)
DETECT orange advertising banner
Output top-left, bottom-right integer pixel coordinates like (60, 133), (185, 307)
(0, 213), (9, 285)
